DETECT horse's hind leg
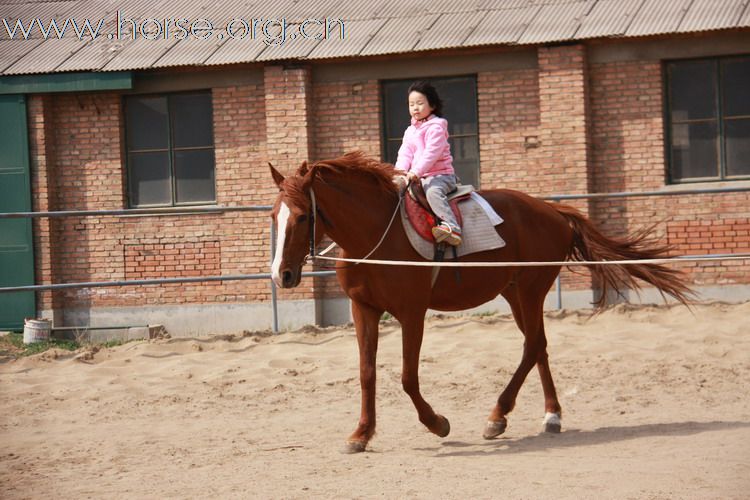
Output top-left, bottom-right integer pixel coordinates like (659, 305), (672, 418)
(511, 283), (563, 432)
(400, 313), (451, 439)
(484, 279), (561, 438)
(537, 338), (562, 433)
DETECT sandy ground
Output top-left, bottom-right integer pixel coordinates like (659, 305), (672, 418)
(1, 301), (749, 499)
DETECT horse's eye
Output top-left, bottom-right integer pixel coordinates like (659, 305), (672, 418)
(297, 214), (308, 223)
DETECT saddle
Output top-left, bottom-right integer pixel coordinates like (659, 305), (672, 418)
(405, 182), (474, 243)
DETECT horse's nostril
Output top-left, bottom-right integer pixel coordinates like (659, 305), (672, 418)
(282, 270), (293, 286)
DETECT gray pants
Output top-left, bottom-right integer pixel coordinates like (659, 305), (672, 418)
(423, 174), (460, 232)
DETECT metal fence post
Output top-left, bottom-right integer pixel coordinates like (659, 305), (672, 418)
(270, 219), (279, 333)
(552, 196), (563, 310)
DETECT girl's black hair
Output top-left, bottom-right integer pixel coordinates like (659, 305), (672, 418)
(408, 80), (443, 117)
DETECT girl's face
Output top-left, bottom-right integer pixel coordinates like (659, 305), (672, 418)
(408, 91), (434, 121)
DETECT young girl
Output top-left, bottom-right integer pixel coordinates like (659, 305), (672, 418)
(395, 81), (461, 246)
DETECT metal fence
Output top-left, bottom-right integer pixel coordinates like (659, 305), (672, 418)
(1, 185), (749, 331)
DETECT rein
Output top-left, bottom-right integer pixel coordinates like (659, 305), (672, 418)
(306, 184), (405, 269)
(308, 188), (318, 260)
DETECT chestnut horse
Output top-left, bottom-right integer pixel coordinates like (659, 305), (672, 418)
(269, 152), (691, 453)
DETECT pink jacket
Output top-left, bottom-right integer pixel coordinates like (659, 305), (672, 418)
(394, 115), (454, 178)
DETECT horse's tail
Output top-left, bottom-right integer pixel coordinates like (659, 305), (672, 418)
(552, 203), (694, 309)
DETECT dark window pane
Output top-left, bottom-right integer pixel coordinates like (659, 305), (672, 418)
(174, 149), (216, 203)
(725, 118), (750, 177)
(671, 122), (719, 180)
(171, 93), (214, 148)
(449, 136), (479, 187)
(129, 151), (171, 206)
(669, 61), (717, 122)
(383, 81), (411, 140)
(385, 139), (401, 165)
(435, 77), (477, 135)
(722, 57), (750, 118)
(126, 96), (168, 150)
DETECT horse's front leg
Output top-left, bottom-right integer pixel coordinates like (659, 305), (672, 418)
(400, 314), (451, 439)
(345, 300), (382, 454)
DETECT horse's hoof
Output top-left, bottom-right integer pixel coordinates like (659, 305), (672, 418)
(483, 418), (507, 439)
(433, 415), (451, 438)
(542, 412), (561, 434)
(342, 440), (367, 454)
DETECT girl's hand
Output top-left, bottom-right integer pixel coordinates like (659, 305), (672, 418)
(406, 171), (419, 183)
(392, 175), (408, 194)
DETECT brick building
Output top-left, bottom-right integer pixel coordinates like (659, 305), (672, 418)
(1, 1), (749, 334)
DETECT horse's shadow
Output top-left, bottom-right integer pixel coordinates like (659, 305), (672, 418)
(425, 420), (750, 457)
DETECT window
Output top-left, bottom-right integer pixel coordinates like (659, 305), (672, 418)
(124, 91), (216, 207)
(381, 75), (480, 187)
(666, 56), (750, 183)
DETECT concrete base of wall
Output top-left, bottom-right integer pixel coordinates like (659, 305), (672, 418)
(51, 325), (164, 343)
(41, 284), (750, 338)
(316, 297), (352, 327)
(46, 299), (317, 337)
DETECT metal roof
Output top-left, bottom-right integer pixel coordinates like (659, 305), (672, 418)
(518, 0), (595, 44)
(575, 0), (642, 39)
(412, 11), (486, 52)
(463, 6), (541, 46)
(1, 0), (748, 75)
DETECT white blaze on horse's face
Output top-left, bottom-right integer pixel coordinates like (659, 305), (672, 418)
(271, 201), (290, 287)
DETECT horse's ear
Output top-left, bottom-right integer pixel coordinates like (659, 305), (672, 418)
(301, 162), (319, 191)
(269, 163), (285, 189)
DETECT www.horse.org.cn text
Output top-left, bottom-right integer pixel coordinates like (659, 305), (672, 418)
(1, 12), (347, 46)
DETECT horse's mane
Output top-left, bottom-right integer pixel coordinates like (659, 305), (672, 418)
(302, 151), (399, 195)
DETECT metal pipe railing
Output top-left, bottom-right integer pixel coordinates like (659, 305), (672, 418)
(1, 185), (748, 327)
(0, 271), (335, 293)
(0, 203), (334, 333)
(541, 185), (750, 201)
(542, 185), (750, 309)
(1, 185), (747, 221)
(0, 205), (272, 218)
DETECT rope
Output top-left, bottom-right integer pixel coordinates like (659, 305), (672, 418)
(318, 241), (338, 256)
(312, 194), (404, 264)
(357, 194), (403, 262)
(312, 252), (750, 268)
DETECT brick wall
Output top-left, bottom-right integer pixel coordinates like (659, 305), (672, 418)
(27, 41), (750, 323)
(264, 65), (313, 167)
(27, 95), (56, 312)
(311, 78), (382, 298)
(263, 65), (319, 302)
(124, 240), (221, 280)
(29, 79), (319, 313)
(478, 45), (594, 292)
(46, 93), (124, 310)
(312, 79), (381, 160)
(589, 58), (750, 287)
(589, 60), (666, 236)
(536, 45), (593, 203)
(477, 68), (541, 191)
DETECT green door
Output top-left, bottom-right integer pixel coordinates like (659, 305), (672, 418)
(0, 94), (35, 330)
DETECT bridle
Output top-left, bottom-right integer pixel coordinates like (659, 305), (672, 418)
(304, 181), (406, 268)
(307, 188), (319, 262)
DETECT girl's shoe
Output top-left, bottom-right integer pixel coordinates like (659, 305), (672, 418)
(432, 223), (462, 246)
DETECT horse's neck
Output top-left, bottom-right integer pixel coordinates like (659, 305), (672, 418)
(314, 180), (397, 256)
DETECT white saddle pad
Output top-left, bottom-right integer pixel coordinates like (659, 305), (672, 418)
(401, 192), (506, 260)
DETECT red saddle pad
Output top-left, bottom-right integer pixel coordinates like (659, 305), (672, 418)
(404, 193), (467, 243)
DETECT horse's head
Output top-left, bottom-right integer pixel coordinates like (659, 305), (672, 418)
(269, 161), (318, 288)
